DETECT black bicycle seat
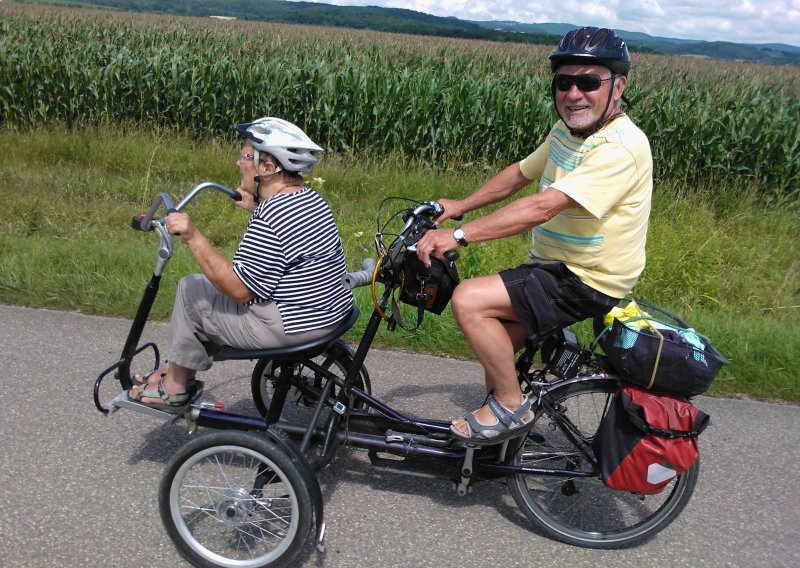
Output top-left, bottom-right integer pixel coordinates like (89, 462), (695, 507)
(210, 306), (360, 362)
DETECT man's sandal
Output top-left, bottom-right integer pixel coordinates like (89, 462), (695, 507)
(128, 374), (196, 413)
(450, 392), (535, 446)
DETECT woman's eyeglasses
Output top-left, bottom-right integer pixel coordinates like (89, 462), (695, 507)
(553, 73), (614, 93)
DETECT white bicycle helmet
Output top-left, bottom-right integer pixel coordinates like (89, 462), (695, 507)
(234, 117), (323, 173)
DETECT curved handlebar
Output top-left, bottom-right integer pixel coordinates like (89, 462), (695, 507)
(389, 201), (442, 256)
(174, 181), (241, 211)
(342, 258), (377, 289)
(136, 182), (241, 231)
(344, 200), (461, 291)
(390, 201), (461, 263)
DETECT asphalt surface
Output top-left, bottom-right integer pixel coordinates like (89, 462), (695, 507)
(1, 303), (799, 567)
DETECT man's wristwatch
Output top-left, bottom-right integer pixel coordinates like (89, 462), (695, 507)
(453, 225), (468, 247)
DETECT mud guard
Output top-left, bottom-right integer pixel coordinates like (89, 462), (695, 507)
(263, 426), (327, 552)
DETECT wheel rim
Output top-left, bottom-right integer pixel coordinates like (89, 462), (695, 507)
(510, 381), (697, 547)
(168, 444), (301, 567)
(254, 349), (365, 422)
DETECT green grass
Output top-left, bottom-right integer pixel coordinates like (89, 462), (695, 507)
(0, 125), (797, 401)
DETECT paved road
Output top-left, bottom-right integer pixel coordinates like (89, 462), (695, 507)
(1, 304), (799, 567)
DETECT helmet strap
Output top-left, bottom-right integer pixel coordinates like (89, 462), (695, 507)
(251, 149), (283, 204)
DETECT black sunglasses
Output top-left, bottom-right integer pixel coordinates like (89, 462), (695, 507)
(553, 73), (614, 93)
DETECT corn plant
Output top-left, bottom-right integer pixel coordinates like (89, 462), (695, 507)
(1, 3), (798, 201)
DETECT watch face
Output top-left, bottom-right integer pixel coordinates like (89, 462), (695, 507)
(453, 227), (467, 245)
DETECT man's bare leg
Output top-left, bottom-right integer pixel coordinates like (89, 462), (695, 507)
(450, 274), (528, 435)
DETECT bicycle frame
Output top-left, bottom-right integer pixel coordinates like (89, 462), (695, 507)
(181, 298), (608, 489)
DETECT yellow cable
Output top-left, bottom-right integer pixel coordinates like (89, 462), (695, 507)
(371, 253), (390, 321)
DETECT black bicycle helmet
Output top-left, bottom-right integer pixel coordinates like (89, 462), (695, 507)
(549, 27), (631, 76)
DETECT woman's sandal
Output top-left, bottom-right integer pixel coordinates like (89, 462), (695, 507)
(132, 369), (165, 387)
(133, 369), (198, 392)
(450, 392), (535, 446)
(128, 373), (195, 412)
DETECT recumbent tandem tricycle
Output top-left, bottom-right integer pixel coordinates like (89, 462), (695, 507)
(94, 182), (701, 568)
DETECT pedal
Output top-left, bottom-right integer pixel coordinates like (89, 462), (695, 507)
(107, 381), (205, 421)
(385, 432), (405, 443)
(109, 391), (186, 420)
(384, 429), (452, 448)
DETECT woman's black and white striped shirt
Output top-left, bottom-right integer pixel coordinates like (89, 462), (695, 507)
(232, 187), (354, 333)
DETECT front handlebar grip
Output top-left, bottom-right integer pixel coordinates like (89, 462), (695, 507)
(342, 258), (377, 289)
(131, 214), (149, 231)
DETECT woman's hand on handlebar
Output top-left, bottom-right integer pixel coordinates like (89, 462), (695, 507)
(234, 187), (257, 213)
(166, 212), (198, 244)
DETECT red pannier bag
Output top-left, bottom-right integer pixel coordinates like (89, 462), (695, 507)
(593, 386), (710, 494)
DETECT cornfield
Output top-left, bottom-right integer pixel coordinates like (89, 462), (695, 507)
(1, 3), (799, 199)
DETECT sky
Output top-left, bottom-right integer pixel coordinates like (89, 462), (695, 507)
(291, 0), (800, 47)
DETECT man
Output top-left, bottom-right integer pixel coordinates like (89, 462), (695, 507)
(130, 117), (354, 410)
(415, 27), (653, 443)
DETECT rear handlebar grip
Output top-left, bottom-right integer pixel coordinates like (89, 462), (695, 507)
(230, 191), (243, 201)
(342, 258), (377, 289)
(429, 201), (462, 221)
(444, 250), (460, 262)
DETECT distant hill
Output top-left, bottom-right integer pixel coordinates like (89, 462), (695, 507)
(474, 21), (800, 65)
(23, 0), (560, 44)
(20, 0), (800, 65)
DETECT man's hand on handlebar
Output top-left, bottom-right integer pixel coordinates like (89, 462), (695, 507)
(433, 198), (466, 225)
(415, 227), (461, 268)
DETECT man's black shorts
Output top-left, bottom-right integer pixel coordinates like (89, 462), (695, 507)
(500, 262), (620, 344)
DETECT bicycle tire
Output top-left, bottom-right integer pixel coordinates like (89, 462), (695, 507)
(159, 431), (314, 568)
(250, 339), (370, 419)
(507, 377), (699, 548)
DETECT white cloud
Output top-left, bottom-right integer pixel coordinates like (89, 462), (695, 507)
(294, 0), (800, 46)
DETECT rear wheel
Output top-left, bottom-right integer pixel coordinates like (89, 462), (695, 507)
(250, 340), (370, 420)
(507, 378), (699, 548)
(159, 431), (314, 568)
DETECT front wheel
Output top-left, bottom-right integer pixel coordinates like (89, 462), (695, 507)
(507, 377), (699, 548)
(159, 431), (314, 568)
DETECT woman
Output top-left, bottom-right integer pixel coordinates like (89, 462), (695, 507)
(130, 117), (354, 409)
